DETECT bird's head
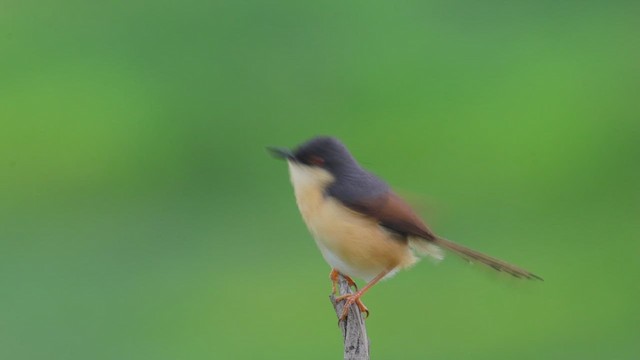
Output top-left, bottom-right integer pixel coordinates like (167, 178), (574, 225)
(268, 136), (359, 189)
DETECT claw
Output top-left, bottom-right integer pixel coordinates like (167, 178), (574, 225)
(336, 293), (369, 320)
(330, 269), (358, 295)
(345, 276), (358, 291)
(332, 269), (391, 321)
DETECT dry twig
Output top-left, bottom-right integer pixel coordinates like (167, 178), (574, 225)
(329, 274), (370, 360)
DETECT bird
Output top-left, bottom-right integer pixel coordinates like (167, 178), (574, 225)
(268, 136), (541, 320)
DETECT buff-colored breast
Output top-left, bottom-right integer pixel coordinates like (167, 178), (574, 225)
(288, 162), (416, 282)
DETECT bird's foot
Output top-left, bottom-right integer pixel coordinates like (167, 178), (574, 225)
(330, 269), (358, 295)
(336, 293), (369, 320)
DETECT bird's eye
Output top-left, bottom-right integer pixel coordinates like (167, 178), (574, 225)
(309, 155), (325, 166)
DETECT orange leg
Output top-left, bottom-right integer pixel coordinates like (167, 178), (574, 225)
(336, 269), (390, 320)
(330, 269), (358, 295)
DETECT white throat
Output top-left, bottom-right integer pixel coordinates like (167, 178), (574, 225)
(287, 161), (334, 196)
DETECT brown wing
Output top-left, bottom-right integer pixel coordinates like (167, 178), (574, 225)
(341, 191), (542, 280)
(341, 191), (437, 240)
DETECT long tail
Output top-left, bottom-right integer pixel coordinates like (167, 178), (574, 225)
(432, 237), (543, 280)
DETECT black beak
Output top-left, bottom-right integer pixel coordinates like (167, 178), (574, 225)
(267, 147), (295, 161)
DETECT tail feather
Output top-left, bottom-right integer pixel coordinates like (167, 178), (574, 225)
(432, 237), (543, 280)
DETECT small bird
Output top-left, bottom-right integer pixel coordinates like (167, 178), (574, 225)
(269, 136), (541, 320)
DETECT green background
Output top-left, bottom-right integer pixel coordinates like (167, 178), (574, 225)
(2, 1), (639, 359)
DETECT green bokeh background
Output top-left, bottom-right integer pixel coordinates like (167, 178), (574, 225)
(2, 1), (639, 359)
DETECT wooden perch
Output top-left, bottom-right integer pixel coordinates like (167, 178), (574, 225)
(329, 274), (370, 360)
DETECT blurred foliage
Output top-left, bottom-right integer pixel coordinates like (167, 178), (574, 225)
(1, 1), (639, 359)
